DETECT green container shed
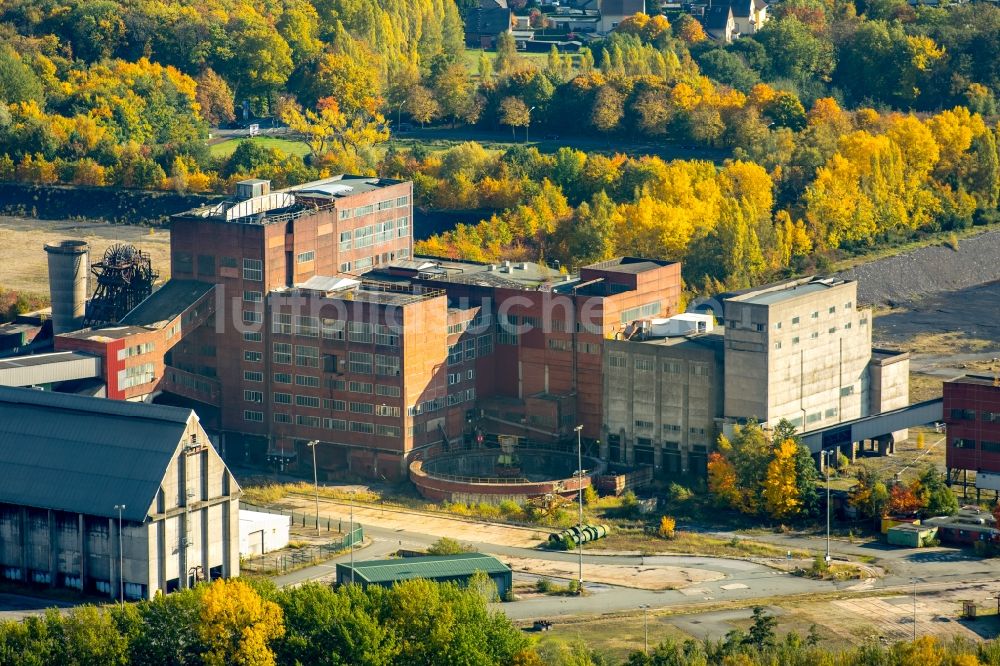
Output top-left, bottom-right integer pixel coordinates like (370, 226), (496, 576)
(887, 523), (937, 548)
(335, 552), (513, 598)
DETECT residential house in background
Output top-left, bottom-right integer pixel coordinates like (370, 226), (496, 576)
(702, 5), (736, 42)
(465, 0), (514, 48)
(598, 0), (646, 32)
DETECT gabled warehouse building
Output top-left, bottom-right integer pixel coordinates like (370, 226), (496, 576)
(0, 386), (241, 600)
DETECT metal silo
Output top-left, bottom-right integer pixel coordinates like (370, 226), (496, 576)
(44, 240), (89, 334)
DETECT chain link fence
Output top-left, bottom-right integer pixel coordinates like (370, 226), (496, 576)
(240, 503), (363, 574)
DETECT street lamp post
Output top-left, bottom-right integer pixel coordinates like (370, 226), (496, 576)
(639, 605), (649, 654)
(526, 106), (537, 144)
(824, 450), (832, 564)
(307, 440), (320, 537)
(349, 489), (355, 584)
(113, 504), (125, 607)
(575, 424), (584, 592)
(912, 578), (918, 641)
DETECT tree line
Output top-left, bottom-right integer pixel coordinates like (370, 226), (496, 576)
(2, 577), (1000, 665)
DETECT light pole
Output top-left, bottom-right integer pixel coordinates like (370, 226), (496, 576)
(824, 450), (832, 564)
(349, 489), (355, 584)
(912, 578), (918, 641)
(307, 440), (320, 537)
(114, 504), (125, 607)
(526, 106), (537, 144)
(575, 424), (584, 592)
(639, 604), (649, 654)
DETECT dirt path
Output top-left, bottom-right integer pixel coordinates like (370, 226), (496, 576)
(277, 495), (547, 548)
(504, 556), (724, 590)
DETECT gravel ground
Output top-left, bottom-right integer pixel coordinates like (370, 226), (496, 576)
(838, 228), (1000, 307)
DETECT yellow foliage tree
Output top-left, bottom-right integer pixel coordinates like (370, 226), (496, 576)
(198, 579), (285, 666)
(762, 439), (802, 520)
(658, 515), (676, 539)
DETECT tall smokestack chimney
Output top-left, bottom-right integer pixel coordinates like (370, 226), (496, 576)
(44, 240), (89, 334)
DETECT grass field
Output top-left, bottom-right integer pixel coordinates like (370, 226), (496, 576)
(208, 136), (311, 159)
(461, 48), (559, 77)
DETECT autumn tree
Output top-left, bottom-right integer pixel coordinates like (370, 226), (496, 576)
(198, 579), (285, 666)
(196, 69), (235, 126)
(762, 439), (804, 520)
(499, 97), (530, 139)
(707, 451), (740, 508)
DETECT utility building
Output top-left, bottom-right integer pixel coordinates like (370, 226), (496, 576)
(0, 387), (240, 600)
(335, 553), (512, 597)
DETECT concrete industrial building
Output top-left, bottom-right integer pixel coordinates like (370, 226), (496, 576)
(602, 277), (910, 476)
(0, 386), (240, 600)
(28, 174), (911, 487)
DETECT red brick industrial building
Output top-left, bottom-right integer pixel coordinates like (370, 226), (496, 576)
(944, 374), (1000, 498)
(54, 176), (683, 481)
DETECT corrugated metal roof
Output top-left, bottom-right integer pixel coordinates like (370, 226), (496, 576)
(343, 553), (511, 584)
(0, 386), (194, 521)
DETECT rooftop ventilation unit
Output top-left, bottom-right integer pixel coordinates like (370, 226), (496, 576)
(236, 179), (271, 201)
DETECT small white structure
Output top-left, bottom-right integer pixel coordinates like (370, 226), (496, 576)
(239, 508), (291, 557)
(649, 313), (715, 338)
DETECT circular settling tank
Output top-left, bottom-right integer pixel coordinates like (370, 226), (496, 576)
(409, 448), (606, 504)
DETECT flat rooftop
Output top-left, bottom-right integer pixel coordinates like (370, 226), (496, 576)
(119, 280), (214, 329)
(948, 374), (1000, 388)
(273, 277), (444, 307)
(376, 257), (579, 291)
(0, 351), (96, 371)
(630, 329), (726, 349)
(58, 325), (154, 342)
(338, 553), (510, 584)
(728, 277), (851, 307)
(174, 175), (406, 224)
(583, 257), (675, 275)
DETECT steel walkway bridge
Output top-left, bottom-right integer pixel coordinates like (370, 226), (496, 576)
(800, 398), (943, 454)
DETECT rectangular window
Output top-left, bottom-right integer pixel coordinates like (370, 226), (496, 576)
(447, 344), (462, 365)
(950, 409), (976, 421)
(377, 424), (402, 437)
(296, 395), (321, 408)
(242, 310), (262, 324)
(273, 392), (292, 405)
(375, 405), (399, 418)
(845, 302), (853, 310)
(244, 350), (262, 363)
(663, 361), (680, 374)
(295, 345), (319, 367)
(985, 412), (999, 423)
(295, 375), (320, 388)
(273, 413), (291, 424)
(840, 385), (855, 396)
(753, 323), (765, 332)
(953, 438), (975, 449)
(273, 342), (292, 364)
(243, 371), (263, 383)
(350, 402), (375, 414)
(354, 256), (373, 270)
(844, 322), (852, 329)
(296, 415), (322, 428)
(811, 311), (819, 319)
(981, 441), (1000, 453)
(321, 318), (345, 340)
(272, 313), (292, 334)
(691, 364), (709, 377)
(375, 324), (399, 347)
(825, 407), (838, 418)
(609, 355), (626, 369)
(243, 331), (262, 343)
(273, 372), (292, 384)
(791, 316), (800, 325)
(243, 390), (263, 403)
(773, 321), (782, 330)
(806, 412), (822, 424)
(448, 372), (462, 385)
(828, 326), (838, 334)
(810, 331), (819, 339)
(243, 290), (262, 303)
(377, 384), (401, 397)
(466, 388), (476, 401)
(323, 399), (346, 411)
(297, 251), (315, 263)
(447, 393), (463, 406)
(324, 418), (347, 431)
(350, 421), (374, 434)
(548, 338), (572, 351)
(397, 216), (409, 237)
(464, 338), (476, 360)
(377, 199), (394, 211)
(396, 196), (410, 208)
(634, 357), (654, 372)
(620, 301), (661, 324)
(467, 369), (475, 380)
(348, 351), (373, 374)
(348, 381), (373, 394)
(243, 410), (263, 422)
(243, 258), (262, 281)
(829, 306), (836, 314)
(792, 336), (800, 345)
(354, 225), (375, 248)
(634, 420), (654, 429)
(774, 342), (782, 350)
(348, 322), (372, 343)
(294, 316), (319, 337)
(476, 334), (494, 357)
(375, 354), (400, 376)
